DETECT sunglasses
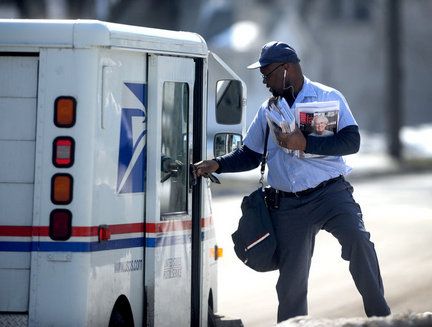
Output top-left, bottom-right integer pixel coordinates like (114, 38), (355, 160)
(262, 64), (284, 83)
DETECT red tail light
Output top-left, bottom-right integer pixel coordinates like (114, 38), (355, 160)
(53, 137), (75, 168)
(98, 225), (111, 242)
(49, 209), (72, 241)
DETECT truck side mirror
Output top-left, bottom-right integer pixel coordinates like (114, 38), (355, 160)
(213, 133), (242, 157)
(216, 80), (242, 125)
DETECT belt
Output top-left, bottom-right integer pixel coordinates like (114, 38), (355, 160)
(275, 175), (343, 198)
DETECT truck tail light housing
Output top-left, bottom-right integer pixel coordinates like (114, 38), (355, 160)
(51, 174), (73, 204)
(50, 209), (72, 240)
(54, 96), (76, 127)
(98, 225), (111, 242)
(53, 137), (75, 168)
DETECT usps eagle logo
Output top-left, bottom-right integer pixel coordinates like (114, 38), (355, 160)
(117, 82), (147, 193)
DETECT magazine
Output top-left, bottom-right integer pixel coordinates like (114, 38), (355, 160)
(295, 100), (339, 158)
(265, 98), (339, 158)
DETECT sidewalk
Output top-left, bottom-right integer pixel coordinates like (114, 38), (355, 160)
(279, 312), (432, 327)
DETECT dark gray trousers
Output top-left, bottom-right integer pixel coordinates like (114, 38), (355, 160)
(270, 177), (391, 322)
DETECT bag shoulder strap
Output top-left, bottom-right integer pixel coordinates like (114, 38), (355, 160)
(259, 125), (270, 188)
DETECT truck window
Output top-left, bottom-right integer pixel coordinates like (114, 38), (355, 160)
(160, 81), (189, 216)
(216, 80), (242, 125)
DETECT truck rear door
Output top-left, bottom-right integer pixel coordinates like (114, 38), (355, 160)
(0, 54), (39, 313)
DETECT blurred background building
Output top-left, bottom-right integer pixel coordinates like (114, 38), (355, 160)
(2, 0), (431, 162)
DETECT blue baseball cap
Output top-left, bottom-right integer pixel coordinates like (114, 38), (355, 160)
(247, 41), (300, 69)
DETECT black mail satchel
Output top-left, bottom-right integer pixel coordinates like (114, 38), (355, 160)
(231, 126), (278, 272)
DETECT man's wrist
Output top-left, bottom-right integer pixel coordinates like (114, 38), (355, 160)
(213, 158), (222, 174)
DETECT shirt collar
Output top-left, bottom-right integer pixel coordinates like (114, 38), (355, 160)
(294, 76), (317, 104)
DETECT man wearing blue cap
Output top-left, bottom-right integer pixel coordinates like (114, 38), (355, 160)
(195, 41), (391, 322)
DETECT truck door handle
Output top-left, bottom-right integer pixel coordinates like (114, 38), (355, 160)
(161, 157), (183, 183)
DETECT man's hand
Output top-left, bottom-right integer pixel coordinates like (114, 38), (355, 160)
(274, 126), (307, 151)
(193, 159), (219, 177)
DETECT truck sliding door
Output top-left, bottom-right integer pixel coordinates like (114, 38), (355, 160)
(146, 55), (196, 327)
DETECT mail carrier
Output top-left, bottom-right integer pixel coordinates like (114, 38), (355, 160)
(0, 19), (246, 326)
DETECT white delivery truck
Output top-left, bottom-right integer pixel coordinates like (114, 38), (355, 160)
(0, 19), (246, 327)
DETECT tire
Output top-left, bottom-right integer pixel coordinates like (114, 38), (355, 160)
(108, 297), (134, 327)
(208, 304), (217, 327)
(109, 309), (128, 327)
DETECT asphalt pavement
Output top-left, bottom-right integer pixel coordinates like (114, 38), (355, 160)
(210, 153), (432, 326)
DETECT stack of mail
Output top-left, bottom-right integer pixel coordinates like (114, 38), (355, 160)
(266, 97), (295, 133)
(265, 97), (296, 154)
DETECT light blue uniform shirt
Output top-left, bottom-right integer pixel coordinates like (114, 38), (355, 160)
(243, 76), (358, 193)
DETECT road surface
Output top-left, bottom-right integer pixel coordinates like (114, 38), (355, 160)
(212, 171), (432, 326)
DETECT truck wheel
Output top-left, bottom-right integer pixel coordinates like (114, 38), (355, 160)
(109, 309), (128, 327)
(109, 296), (134, 327)
(208, 305), (217, 327)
